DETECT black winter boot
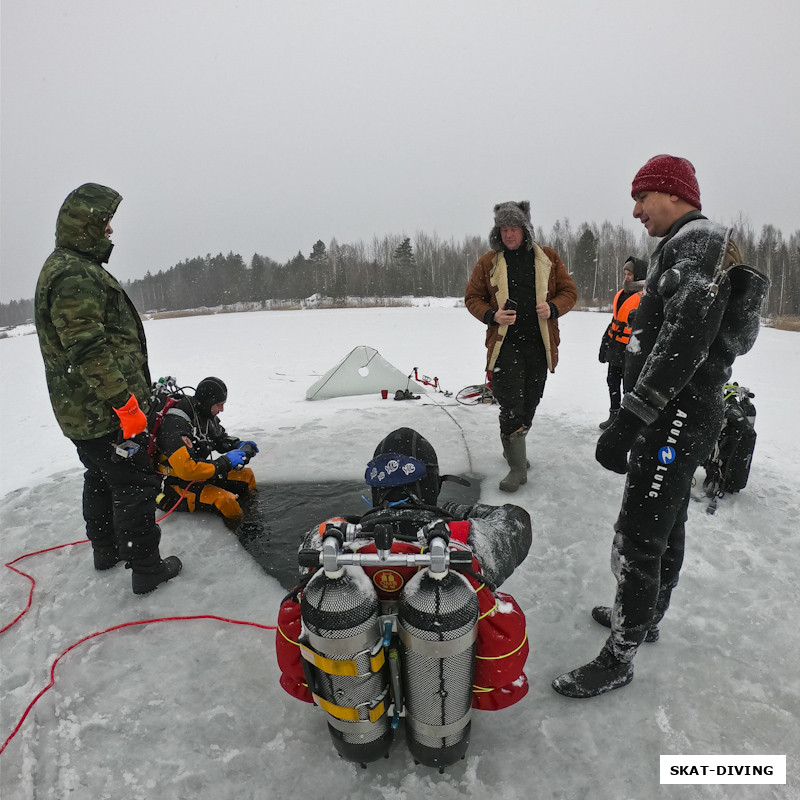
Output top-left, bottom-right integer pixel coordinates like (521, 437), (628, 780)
(128, 554), (183, 595)
(598, 409), (619, 430)
(591, 605), (660, 643)
(551, 642), (633, 698)
(92, 544), (124, 571)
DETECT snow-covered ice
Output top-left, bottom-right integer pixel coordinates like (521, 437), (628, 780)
(1, 303), (798, 799)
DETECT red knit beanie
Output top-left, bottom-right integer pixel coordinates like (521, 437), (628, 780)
(631, 154), (701, 210)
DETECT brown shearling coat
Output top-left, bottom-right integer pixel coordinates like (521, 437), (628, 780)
(465, 244), (577, 373)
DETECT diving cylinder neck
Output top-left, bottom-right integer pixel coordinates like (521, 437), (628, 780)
(427, 536), (448, 579)
(322, 536), (344, 578)
(374, 523), (393, 562)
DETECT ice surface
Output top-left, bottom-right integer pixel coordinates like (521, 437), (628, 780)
(1, 303), (797, 799)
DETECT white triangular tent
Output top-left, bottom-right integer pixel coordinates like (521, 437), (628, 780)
(306, 345), (426, 400)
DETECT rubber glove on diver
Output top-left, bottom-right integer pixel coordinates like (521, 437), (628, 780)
(225, 449), (248, 470)
(595, 407), (645, 474)
(113, 394), (148, 438)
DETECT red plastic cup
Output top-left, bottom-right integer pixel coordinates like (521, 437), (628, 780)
(381, 389), (388, 399)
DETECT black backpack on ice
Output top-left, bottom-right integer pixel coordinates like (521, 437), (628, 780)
(702, 382), (757, 513)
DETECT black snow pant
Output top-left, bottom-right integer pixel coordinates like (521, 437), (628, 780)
(608, 391), (723, 662)
(74, 432), (162, 562)
(492, 337), (548, 437)
(606, 362), (625, 411)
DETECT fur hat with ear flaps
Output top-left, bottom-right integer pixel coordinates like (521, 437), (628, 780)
(489, 200), (536, 252)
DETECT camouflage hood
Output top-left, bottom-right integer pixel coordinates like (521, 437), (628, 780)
(54, 183), (121, 264)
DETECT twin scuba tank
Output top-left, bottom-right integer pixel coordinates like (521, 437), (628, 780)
(296, 519), (478, 770)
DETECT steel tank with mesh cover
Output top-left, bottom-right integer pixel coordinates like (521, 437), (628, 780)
(398, 568), (479, 769)
(300, 565), (392, 763)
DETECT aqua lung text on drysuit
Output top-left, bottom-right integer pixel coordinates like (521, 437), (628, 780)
(648, 408), (687, 499)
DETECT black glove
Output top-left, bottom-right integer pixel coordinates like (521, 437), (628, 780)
(598, 337), (610, 364)
(596, 407), (644, 474)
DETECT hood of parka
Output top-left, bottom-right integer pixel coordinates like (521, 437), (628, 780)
(54, 183), (121, 264)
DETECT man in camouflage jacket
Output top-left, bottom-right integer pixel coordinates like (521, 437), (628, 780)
(35, 183), (181, 594)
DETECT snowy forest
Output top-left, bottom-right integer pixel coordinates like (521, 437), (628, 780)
(2, 218), (798, 327)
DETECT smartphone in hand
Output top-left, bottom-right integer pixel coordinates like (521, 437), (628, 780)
(504, 299), (518, 311)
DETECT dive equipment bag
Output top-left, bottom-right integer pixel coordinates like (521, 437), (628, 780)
(703, 382), (757, 513)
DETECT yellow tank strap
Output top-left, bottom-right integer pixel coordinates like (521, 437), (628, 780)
(299, 643), (385, 677)
(475, 630), (528, 661)
(277, 624), (298, 646)
(312, 694), (387, 723)
(478, 599), (497, 621)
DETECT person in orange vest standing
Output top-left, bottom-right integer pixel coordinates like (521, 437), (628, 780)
(597, 256), (648, 429)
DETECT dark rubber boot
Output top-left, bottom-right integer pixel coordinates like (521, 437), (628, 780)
(502, 442), (530, 469)
(598, 409), (619, 430)
(591, 605), (660, 643)
(551, 642), (634, 698)
(129, 554), (183, 595)
(499, 432), (528, 493)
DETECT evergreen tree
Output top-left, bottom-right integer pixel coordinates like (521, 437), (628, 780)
(309, 239), (328, 264)
(391, 237), (416, 295)
(573, 226), (598, 302)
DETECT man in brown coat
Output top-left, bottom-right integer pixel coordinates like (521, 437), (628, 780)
(465, 201), (577, 491)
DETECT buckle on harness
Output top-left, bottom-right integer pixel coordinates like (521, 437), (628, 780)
(114, 439), (140, 460)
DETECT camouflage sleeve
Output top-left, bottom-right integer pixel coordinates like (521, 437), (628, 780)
(49, 265), (130, 407)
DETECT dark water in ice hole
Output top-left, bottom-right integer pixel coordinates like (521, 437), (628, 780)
(234, 475), (482, 590)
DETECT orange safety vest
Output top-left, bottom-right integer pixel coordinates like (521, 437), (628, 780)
(607, 289), (642, 345)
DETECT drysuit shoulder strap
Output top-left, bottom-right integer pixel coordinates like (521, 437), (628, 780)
(147, 395), (187, 458)
(165, 405), (191, 423)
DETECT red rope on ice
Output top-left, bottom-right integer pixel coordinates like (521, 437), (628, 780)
(1, 536), (278, 756)
(155, 481), (197, 523)
(0, 614), (277, 756)
(1, 540), (89, 635)
(1, 483), (197, 634)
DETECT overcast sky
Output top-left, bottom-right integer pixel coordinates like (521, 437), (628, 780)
(2, 0), (798, 303)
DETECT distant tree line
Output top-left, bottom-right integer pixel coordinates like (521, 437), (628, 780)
(2, 219), (798, 328)
(120, 231), (491, 314)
